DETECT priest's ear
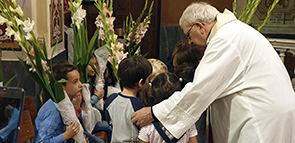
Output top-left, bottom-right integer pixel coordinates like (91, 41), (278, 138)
(195, 22), (205, 29)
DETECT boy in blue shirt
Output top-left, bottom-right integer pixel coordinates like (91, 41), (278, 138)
(34, 61), (103, 143)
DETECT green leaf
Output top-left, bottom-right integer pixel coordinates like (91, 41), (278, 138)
(89, 61), (98, 75)
(53, 81), (65, 103)
(57, 78), (67, 84)
(42, 37), (48, 60)
(4, 75), (17, 87)
(88, 28), (100, 53)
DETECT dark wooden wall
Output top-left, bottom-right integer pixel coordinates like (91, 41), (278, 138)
(161, 0), (233, 26)
(82, 0), (234, 59)
(113, 0), (160, 58)
(82, 0), (160, 58)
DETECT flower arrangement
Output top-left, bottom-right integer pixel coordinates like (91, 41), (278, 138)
(69, 0), (103, 135)
(0, 0), (66, 103)
(94, 0), (153, 82)
(68, 0), (100, 84)
(123, 0), (153, 56)
(1, 0), (86, 142)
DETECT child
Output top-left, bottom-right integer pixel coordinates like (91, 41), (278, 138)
(172, 40), (206, 143)
(148, 58), (168, 82)
(139, 72), (198, 143)
(148, 58), (168, 75)
(174, 63), (198, 89)
(88, 55), (112, 143)
(105, 56), (152, 143)
(104, 61), (121, 99)
(171, 39), (202, 70)
(34, 61), (102, 143)
(87, 55), (105, 107)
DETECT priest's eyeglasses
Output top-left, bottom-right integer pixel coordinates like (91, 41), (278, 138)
(185, 24), (195, 39)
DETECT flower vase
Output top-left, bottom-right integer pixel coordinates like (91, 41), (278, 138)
(55, 91), (86, 143)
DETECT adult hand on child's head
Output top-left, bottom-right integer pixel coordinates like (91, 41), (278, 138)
(94, 89), (104, 100)
(63, 120), (80, 140)
(72, 94), (83, 108)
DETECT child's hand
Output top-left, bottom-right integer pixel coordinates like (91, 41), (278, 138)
(94, 89), (104, 100)
(63, 120), (80, 140)
(84, 135), (90, 143)
(72, 94), (83, 108)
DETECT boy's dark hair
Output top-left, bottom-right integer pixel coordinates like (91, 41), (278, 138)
(118, 56), (152, 89)
(140, 72), (181, 106)
(52, 60), (78, 85)
(172, 39), (201, 68)
(174, 63), (197, 89)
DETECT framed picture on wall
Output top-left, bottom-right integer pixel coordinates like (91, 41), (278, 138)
(50, 0), (63, 46)
(251, 0), (295, 36)
(0, 24), (19, 49)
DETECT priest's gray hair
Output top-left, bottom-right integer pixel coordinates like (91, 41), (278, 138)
(179, 2), (220, 27)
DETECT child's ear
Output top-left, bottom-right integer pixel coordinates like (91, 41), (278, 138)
(137, 79), (144, 88)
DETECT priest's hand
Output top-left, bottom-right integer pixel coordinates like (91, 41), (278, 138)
(131, 107), (154, 127)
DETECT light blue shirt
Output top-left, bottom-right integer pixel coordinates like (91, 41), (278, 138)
(34, 99), (66, 143)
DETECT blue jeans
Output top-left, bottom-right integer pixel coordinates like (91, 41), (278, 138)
(67, 131), (104, 143)
(92, 120), (112, 143)
(84, 131), (105, 143)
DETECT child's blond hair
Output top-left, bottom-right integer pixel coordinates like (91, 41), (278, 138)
(148, 58), (168, 75)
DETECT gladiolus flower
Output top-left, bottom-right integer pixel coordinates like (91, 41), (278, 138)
(14, 6), (25, 18)
(5, 26), (15, 37)
(14, 31), (21, 42)
(98, 29), (105, 40)
(25, 32), (33, 40)
(72, 2), (81, 10)
(10, 0), (18, 7)
(14, 16), (24, 26)
(72, 7), (86, 29)
(23, 17), (35, 33)
(0, 16), (9, 25)
(95, 15), (103, 28)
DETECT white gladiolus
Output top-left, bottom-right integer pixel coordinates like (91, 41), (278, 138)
(14, 16), (24, 26)
(23, 17), (35, 33)
(9, 6), (15, 12)
(72, 2), (81, 10)
(5, 26), (15, 37)
(14, 6), (24, 18)
(10, 0), (18, 7)
(0, 16), (9, 25)
(14, 31), (21, 42)
(25, 32), (33, 40)
(75, 0), (82, 5)
(72, 7), (86, 28)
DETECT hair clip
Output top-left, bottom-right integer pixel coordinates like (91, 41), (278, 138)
(148, 83), (152, 86)
(179, 78), (183, 82)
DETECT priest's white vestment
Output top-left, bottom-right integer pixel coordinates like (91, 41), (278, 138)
(153, 10), (295, 143)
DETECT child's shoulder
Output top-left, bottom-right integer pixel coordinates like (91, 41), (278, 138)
(36, 99), (60, 120)
(105, 92), (120, 107)
(129, 97), (143, 111)
(39, 99), (56, 111)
